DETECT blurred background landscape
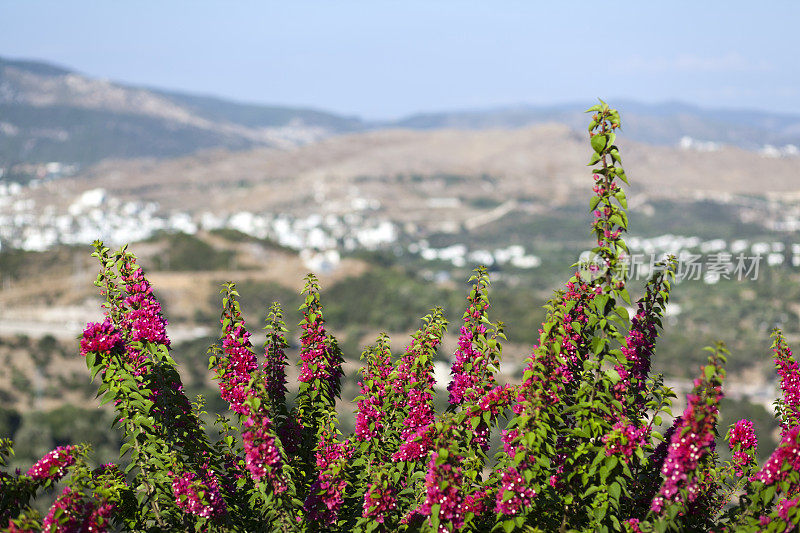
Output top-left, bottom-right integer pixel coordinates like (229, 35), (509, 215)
(1, 2), (799, 469)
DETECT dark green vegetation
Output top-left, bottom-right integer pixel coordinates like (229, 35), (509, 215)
(0, 405), (121, 470)
(146, 232), (236, 272)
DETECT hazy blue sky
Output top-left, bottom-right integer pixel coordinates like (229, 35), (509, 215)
(1, 1), (797, 118)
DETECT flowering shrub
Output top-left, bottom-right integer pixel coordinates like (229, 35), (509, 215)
(25, 446), (77, 482)
(2, 101), (800, 532)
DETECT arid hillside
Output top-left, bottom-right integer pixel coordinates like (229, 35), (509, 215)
(31, 124), (800, 228)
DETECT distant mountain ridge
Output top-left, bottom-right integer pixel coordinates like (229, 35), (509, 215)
(392, 100), (800, 149)
(0, 56), (362, 166)
(2, 55), (800, 168)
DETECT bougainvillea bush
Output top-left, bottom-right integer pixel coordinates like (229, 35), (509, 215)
(2, 102), (800, 532)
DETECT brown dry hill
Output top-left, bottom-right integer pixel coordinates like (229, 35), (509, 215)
(37, 124), (800, 221)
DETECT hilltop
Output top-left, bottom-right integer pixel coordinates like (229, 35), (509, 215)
(0, 56), (361, 166)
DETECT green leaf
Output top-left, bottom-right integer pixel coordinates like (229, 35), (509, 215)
(614, 189), (627, 209)
(591, 134), (608, 154)
(618, 288), (631, 305)
(763, 484), (776, 504)
(608, 213), (625, 228)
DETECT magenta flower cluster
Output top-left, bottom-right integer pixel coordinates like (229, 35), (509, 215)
(461, 384), (516, 454)
(395, 333), (440, 440)
(603, 286), (665, 463)
(463, 489), (488, 517)
(650, 376), (722, 514)
(362, 474), (397, 523)
(242, 413), (286, 493)
(94, 255), (196, 437)
(401, 388), (436, 440)
(495, 408), (546, 510)
(119, 261), (170, 374)
(495, 466), (537, 516)
(354, 392), (383, 442)
(626, 518), (644, 533)
(42, 487), (114, 533)
(494, 425), (540, 514)
(354, 343), (393, 442)
(120, 264), (170, 345)
(602, 422), (649, 460)
(756, 425), (800, 487)
(778, 496), (800, 528)
(557, 279), (594, 377)
(475, 384), (516, 416)
(218, 321), (258, 416)
(728, 418), (757, 475)
(393, 424), (435, 462)
(592, 173), (623, 244)
(420, 451), (466, 532)
(26, 445), (76, 482)
(447, 279), (495, 406)
(448, 322), (488, 405)
(171, 469), (227, 520)
(304, 432), (352, 526)
(217, 305), (286, 491)
(775, 333), (800, 432)
(79, 319), (122, 365)
(615, 303), (657, 399)
(298, 307), (340, 386)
